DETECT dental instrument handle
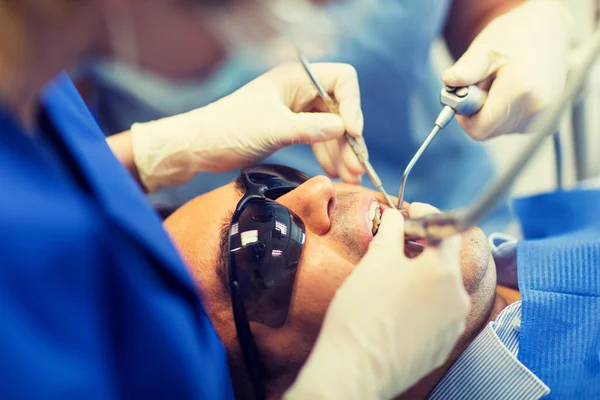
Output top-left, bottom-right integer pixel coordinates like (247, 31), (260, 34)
(434, 105), (457, 129)
(396, 107), (455, 208)
(321, 95), (397, 210)
(397, 124), (441, 208)
(396, 85), (486, 209)
(296, 51), (330, 101)
(403, 212), (464, 244)
(363, 159), (397, 209)
(296, 52), (397, 209)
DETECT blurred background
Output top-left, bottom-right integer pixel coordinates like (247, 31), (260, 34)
(73, 0), (600, 235)
(434, 0), (600, 198)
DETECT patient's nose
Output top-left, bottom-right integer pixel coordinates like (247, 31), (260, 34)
(278, 176), (335, 235)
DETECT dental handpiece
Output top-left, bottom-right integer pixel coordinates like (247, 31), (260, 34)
(403, 26), (600, 243)
(397, 85), (487, 208)
(296, 52), (397, 209)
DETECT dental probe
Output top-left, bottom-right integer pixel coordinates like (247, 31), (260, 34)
(403, 28), (600, 243)
(296, 52), (397, 209)
(397, 85), (487, 208)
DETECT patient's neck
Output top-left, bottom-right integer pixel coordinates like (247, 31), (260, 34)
(267, 375), (298, 400)
(393, 291), (510, 400)
(264, 292), (510, 400)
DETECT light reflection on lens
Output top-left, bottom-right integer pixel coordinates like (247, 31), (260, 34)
(241, 229), (259, 245)
(275, 220), (287, 236)
(271, 249), (283, 257)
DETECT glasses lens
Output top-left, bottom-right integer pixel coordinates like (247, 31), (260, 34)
(230, 200), (305, 328)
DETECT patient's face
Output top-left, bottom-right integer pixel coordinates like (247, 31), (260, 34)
(164, 172), (497, 397)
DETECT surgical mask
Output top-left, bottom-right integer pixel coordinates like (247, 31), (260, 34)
(201, 0), (376, 64)
(90, 55), (257, 116)
(94, 0), (375, 115)
(102, 0), (375, 77)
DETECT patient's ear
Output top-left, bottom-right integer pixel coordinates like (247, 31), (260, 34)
(491, 238), (519, 289)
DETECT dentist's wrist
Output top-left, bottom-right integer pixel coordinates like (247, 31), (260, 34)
(107, 130), (143, 189)
(130, 108), (218, 193)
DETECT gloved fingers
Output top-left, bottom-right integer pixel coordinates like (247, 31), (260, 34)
(337, 163), (362, 185)
(310, 101), (365, 180)
(407, 203), (462, 270)
(323, 139), (351, 181)
(338, 137), (366, 182)
(286, 112), (346, 145)
(328, 139), (360, 184)
(309, 63), (364, 139)
(454, 68), (527, 140)
(312, 142), (340, 179)
(433, 234), (463, 271)
(414, 234), (462, 271)
(442, 43), (509, 88)
(431, 317), (468, 367)
(442, 42), (512, 139)
(476, 74), (495, 92)
(369, 208), (405, 256)
(312, 137), (363, 184)
(407, 202), (441, 219)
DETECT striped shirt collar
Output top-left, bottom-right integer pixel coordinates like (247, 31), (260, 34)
(428, 302), (550, 399)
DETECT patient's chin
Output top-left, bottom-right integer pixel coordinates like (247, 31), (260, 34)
(460, 227), (493, 295)
(394, 250), (498, 400)
(445, 226), (498, 366)
(404, 226), (494, 296)
(460, 230), (498, 356)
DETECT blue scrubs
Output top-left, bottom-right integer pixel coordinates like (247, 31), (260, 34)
(0, 74), (234, 398)
(90, 0), (510, 233)
(514, 190), (600, 398)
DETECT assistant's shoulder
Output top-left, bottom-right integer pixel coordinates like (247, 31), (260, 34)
(45, 72), (90, 108)
(43, 72), (106, 139)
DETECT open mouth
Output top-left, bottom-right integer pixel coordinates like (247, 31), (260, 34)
(367, 201), (383, 236)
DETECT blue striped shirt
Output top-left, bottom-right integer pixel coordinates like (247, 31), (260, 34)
(428, 302), (550, 399)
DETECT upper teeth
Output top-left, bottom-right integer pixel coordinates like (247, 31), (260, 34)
(368, 202), (382, 235)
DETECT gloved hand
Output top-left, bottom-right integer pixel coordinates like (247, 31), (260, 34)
(442, 0), (572, 140)
(131, 62), (365, 192)
(285, 204), (470, 400)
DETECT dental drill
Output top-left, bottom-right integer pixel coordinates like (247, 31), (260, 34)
(403, 28), (600, 243)
(397, 84), (487, 208)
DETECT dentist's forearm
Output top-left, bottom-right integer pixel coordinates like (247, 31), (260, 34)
(444, 0), (524, 59)
(107, 130), (144, 188)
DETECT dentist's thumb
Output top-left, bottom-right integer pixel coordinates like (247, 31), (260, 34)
(369, 209), (406, 254)
(284, 112), (346, 145)
(442, 45), (499, 88)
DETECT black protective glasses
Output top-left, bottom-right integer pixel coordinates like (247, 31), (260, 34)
(227, 164), (309, 399)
